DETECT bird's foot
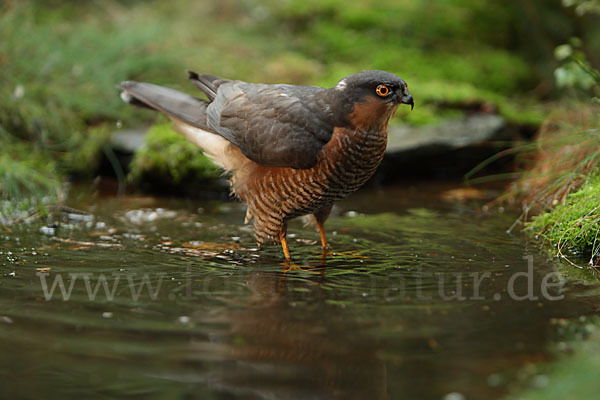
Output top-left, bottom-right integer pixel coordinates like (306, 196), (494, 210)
(281, 260), (320, 273)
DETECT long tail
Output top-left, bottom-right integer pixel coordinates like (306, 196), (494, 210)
(117, 77), (247, 172)
(118, 80), (210, 129)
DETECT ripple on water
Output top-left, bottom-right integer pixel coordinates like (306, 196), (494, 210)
(0, 185), (598, 400)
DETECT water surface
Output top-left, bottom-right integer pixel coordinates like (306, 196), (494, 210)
(0, 183), (597, 400)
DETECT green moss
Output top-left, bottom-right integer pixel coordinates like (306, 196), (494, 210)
(127, 122), (222, 193)
(528, 173), (600, 264)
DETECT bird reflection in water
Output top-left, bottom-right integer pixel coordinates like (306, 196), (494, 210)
(185, 270), (388, 399)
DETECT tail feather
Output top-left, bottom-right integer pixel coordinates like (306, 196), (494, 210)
(118, 80), (209, 129)
(187, 71), (230, 101)
(118, 79), (251, 174)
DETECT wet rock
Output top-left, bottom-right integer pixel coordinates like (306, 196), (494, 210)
(99, 128), (148, 178)
(377, 114), (511, 181)
(39, 226), (56, 236)
(110, 128), (146, 154)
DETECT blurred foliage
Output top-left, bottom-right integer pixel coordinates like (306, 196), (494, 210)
(0, 1), (180, 174)
(0, 138), (62, 223)
(562, 0), (600, 15)
(501, 105), (600, 212)
(554, 38), (600, 103)
(554, 40), (598, 91)
(1, 0), (599, 207)
(265, 0), (530, 92)
(555, 0), (600, 101)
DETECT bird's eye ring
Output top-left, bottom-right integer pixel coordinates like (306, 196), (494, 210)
(376, 84), (390, 97)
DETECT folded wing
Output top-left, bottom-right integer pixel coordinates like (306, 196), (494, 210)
(119, 73), (335, 169)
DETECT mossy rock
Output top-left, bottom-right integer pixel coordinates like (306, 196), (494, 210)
(529, 173), (600, 264)
(127, 123), (228, 197)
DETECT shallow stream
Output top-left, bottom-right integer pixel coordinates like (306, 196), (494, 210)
(1, 182), (598, 399)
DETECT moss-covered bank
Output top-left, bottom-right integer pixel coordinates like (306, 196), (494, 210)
(500, 106), (600, 400)
(502, 104), (600, 267)
(529, 174), (600, 267)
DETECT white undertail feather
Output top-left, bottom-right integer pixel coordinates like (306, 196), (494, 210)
(120, 91), (133, 103)
(172, 120), (258, 225)
(173, 121), (247, 172)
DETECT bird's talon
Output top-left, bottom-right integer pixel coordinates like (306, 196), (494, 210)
(281, 261), (319, 273)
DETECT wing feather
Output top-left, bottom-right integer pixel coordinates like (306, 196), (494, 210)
(207, 82), (334, 169)
(120, 74), (336, 170)
(187, 71), (231, 101)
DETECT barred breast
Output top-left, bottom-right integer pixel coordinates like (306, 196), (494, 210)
(235, 127), (387, 244)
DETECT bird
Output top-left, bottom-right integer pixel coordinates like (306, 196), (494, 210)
(118, 70), (413, 262)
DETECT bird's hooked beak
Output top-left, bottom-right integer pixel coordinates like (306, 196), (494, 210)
(400, 92), (414, 110)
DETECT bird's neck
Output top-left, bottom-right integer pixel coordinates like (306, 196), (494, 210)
(320, 126), (388, 189)
(348, 98), (395, 133)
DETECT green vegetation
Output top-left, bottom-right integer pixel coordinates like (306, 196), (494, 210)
(1, 0), (181, 218)
(0, 140), (62, 224)
(0, 3), (175, 173)
(1, 0), (598, 216)
(529, 173), (600, 267)
(502, 105), (600, 268)
(128, 122), (222, 195)
(500, 0), (600, 267)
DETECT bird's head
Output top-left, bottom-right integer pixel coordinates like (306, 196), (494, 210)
(331, 70), (413, 131)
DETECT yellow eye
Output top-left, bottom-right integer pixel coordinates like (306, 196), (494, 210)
(376, 84), (390, 97)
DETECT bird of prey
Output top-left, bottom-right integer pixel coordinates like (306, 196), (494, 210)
(118, 70), (413, 262)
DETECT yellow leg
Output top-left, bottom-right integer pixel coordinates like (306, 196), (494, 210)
(279, 230), (292, 262)
(278, 228), (323, 273)
(317, 220), (327, 251)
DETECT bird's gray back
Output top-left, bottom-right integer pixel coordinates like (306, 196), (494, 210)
(206, 81), (335, 169)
